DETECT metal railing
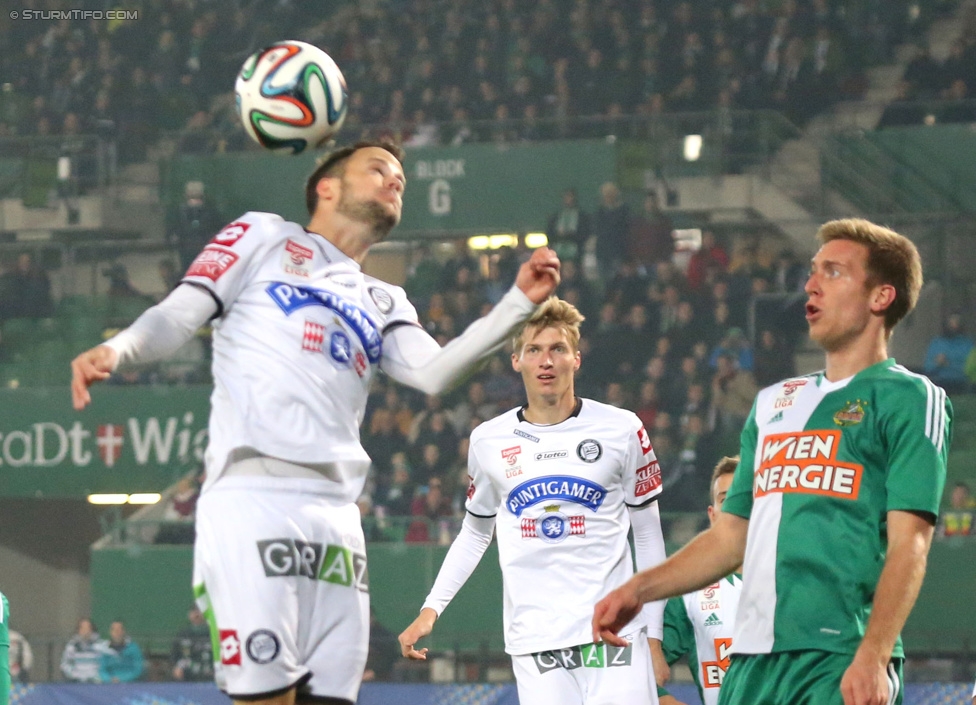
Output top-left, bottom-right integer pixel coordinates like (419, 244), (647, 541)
(97, 512), (710, 548)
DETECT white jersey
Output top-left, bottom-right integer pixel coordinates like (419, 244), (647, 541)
(183, 212), (419, 501)
(663, 574), (742, 705)
(465, 399), (663, 654)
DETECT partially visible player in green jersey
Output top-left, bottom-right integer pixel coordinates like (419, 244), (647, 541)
(657, 457), (742, 705)
(1, 592), (10, 705)
(594, 218), (951, 705)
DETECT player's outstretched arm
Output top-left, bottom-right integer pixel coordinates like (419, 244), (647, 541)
(398, 608), (438, 660)
(593, 512), (747, 646)
(71, 345), (118, 410)
(381, 249), (560, 396)
(840, 509), (935, 705)
(68, 285), (217, 410)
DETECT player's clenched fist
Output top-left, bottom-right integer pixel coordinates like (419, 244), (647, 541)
(70, 344), (118, 410)
(398, 607), (438, 660)
(515, 247), (560, 304)
(592, 579), (642, 647)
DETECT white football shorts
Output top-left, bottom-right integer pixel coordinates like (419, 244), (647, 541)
(193, 470), (369, 702)
(511, 628), (659, 705)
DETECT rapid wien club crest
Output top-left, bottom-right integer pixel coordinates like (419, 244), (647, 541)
(833, 399), (867, 426)
(521, 504), (586, 543)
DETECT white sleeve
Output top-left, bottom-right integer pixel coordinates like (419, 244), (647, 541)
(103, 284), (217, 369)
(380, 285), (536, 395)
(421, 513), (496, 617)
(630, 502), (667, 640)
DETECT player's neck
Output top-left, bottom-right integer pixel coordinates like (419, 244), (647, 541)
(306, 215), (374, 265)
(522, 391), (578, 425)
(823, 329), (888, 382)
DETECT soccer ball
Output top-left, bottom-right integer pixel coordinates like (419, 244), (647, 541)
(235, 40), (348, 154)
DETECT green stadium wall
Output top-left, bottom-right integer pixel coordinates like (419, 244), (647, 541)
(92, 540), (976, 656)
(161, 140), (618, 236)
(823, 126), (976, 214)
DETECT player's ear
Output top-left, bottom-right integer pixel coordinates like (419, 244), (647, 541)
(870, 283), (896, 315)
(574, 350), (581, 372)
(316, 175), (338, 205)
(511, 351), (522, 373)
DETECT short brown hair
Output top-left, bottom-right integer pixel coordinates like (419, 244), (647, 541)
(512, 297), (585, 353)
(816, 218), (923, 331)
(305, 140), (405, 216)
(711, 455), (739, 505)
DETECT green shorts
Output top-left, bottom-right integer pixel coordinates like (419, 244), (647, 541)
(718, 650), (904, 705)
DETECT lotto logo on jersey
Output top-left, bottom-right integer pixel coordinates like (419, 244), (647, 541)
(187, 246), (239, 281)
(637, 426), (652, 454)
(755, 430), (863, 500)
(634, 460), (662, 497)
(219, 630), (242, 665)
(466, 475), (475, 501)
(211, 221), (250, 246)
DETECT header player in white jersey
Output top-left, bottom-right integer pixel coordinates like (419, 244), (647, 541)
(398, 297), (668, 705)
(70, 141), (560, 705)
(657, 457), (741, 705)
(594, 219), (950, 705)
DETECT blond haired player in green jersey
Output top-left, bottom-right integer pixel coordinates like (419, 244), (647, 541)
(594, 219), (951, 705)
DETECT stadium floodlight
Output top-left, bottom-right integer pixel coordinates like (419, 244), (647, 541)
(488, 234), (518, 249)
(683, 134), (703, 161)
(468, 234), (519, 250)
(127, 493), (162, 505)
(524, 233), (549, 248)
(87, 493), (129, 505)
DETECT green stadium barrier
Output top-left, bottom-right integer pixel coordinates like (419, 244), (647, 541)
(91, 532), (976, 657)
(92, 542), (505, 653)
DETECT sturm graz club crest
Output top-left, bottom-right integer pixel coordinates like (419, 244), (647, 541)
(521, 504), (585, 543)
(246, 629), (281, 664)
(576, 438), (602, 463)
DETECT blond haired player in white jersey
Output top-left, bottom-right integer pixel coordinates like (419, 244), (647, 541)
(657, 457), (742, 705)
(70, 141), (560, 705)
(399, 297), (668, 705)
(594, 219), (950, 705)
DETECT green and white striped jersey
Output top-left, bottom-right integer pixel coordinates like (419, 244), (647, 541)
(723, 359), (950, 656)
(1, 591), (9, 705)
(662, 574), (742, 705)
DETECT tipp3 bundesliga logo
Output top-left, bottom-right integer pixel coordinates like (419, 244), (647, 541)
(257, 539), (368, 591)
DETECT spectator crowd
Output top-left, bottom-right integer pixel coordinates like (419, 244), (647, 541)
(0, 0), (954, 157)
